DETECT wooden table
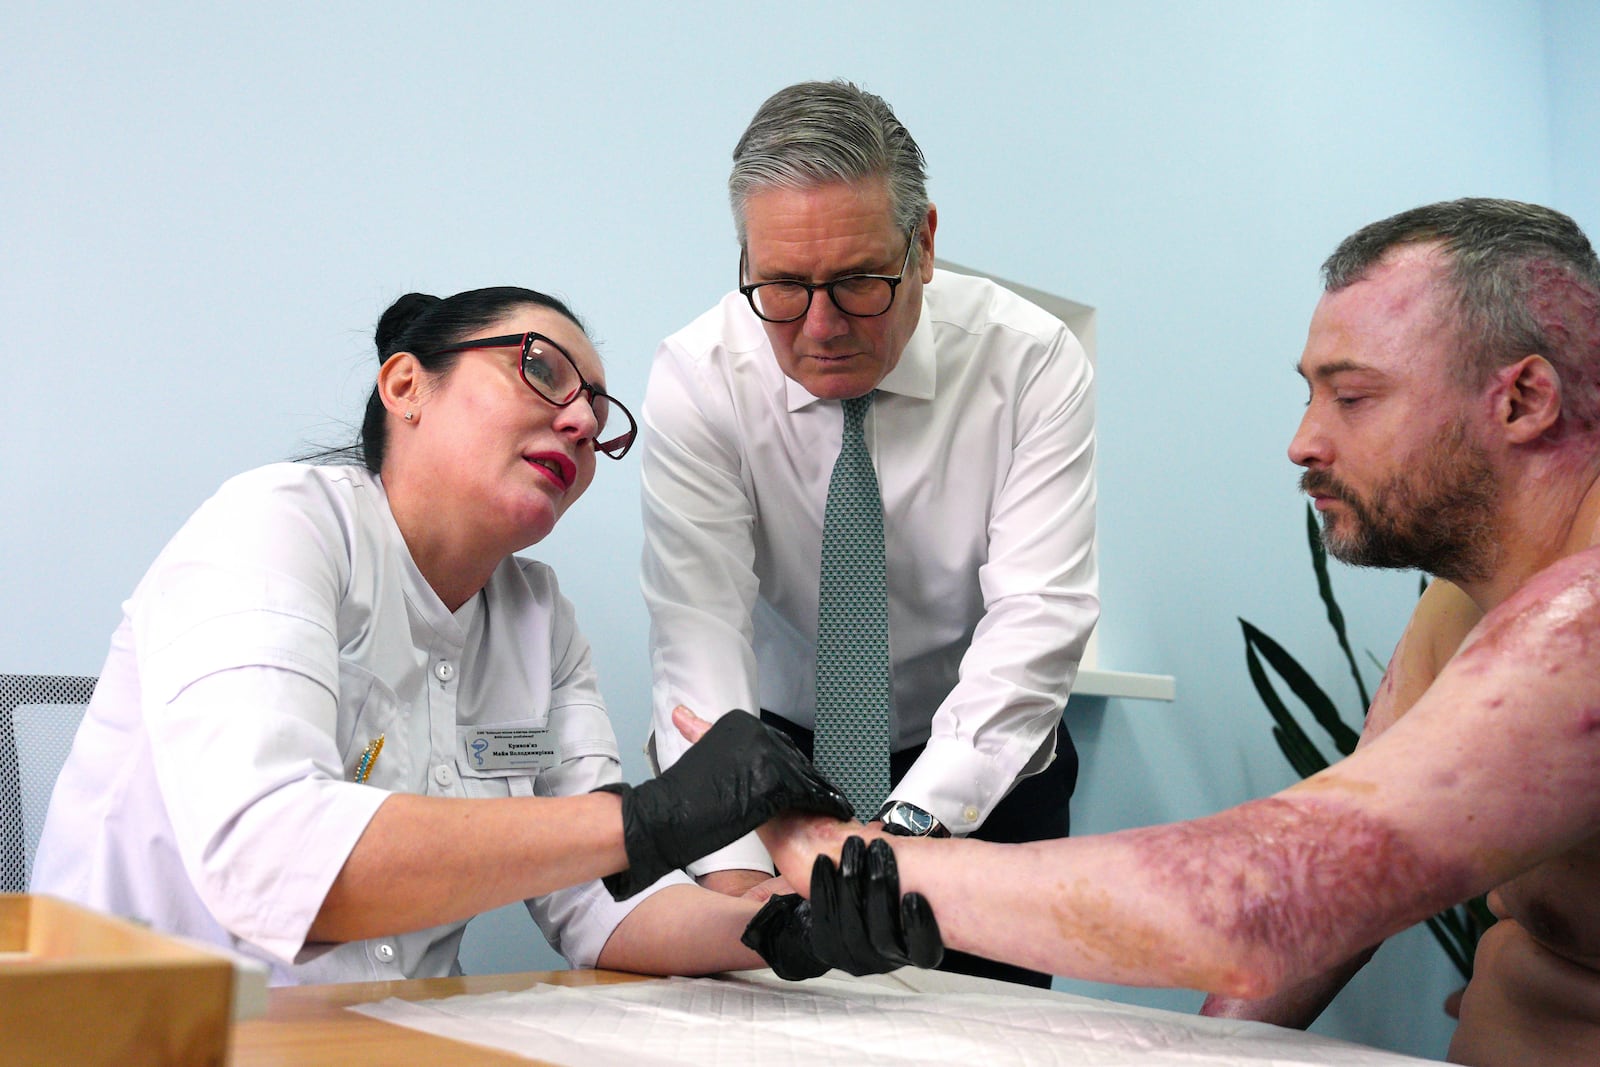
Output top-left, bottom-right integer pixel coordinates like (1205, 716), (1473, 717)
(230, 970), (649, 1066)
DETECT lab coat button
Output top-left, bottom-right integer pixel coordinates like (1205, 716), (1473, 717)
(962, 806), (980, 823)
(434, 765), (454, 787)
(434, 661), (455, 682)
(374, 943), (395, 963)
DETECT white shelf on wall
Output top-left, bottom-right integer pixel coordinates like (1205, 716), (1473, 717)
(1071, 629), (1177, 702)
(1074, 668), (1176, 702)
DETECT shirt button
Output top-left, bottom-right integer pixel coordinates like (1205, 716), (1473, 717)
(963, 806), (980, 824)
(434, 765), (454, 787)
(374, 943), (395, 963)
(434, 661), (455, 682)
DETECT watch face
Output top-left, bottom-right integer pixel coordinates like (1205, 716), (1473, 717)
(882, 803), (934, 836)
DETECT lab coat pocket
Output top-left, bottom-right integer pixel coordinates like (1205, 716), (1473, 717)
(338, 662), (409, 790)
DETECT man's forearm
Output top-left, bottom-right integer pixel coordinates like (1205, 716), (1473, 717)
(639, 360), (764, 778)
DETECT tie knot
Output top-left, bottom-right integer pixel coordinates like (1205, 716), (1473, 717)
(841, 392), (874, 433)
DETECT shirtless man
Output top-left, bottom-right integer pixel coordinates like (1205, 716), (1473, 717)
(678, 198), (1600, 1065)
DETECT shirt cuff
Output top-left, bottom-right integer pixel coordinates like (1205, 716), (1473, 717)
(684, 832), (774, 879)
(888, 736), (1042, 836)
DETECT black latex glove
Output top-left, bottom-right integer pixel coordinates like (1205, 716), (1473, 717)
(742, 835), (944, 979)
(594, 710), (852, 899)
(740, 893), (830, 980)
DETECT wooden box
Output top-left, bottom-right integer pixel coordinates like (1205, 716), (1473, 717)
(0, 894), (234, 1066)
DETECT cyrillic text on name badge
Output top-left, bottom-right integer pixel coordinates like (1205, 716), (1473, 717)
(464, 727), (558, 772)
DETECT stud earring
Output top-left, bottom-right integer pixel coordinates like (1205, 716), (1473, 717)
(403, 410), (415, 422)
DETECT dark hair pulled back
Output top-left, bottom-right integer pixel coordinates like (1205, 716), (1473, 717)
(356, 286), (585, 473)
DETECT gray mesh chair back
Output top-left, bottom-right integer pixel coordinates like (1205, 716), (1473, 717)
(1, 674), (96, 892)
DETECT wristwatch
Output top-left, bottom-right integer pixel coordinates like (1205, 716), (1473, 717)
(874, 801), (951, 838)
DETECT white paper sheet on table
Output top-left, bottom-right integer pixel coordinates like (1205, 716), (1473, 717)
(352, 969), (1440, 1066)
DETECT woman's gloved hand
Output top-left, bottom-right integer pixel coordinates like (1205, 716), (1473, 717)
(741, 835), (944, 979)
(594, 710), (852, 899)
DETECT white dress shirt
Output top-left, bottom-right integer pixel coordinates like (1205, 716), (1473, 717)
(642, 269), (1099, 874)
(32, 463), (685, 984)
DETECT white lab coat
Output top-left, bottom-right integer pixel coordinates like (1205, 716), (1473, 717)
(33, 463), (685, 984)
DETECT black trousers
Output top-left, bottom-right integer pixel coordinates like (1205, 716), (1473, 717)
(761, 711), (1078, 988)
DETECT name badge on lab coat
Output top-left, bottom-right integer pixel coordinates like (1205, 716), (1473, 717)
(463, 727), (559, 772)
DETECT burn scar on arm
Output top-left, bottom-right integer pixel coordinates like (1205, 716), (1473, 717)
(1049, 796), (1475, 997)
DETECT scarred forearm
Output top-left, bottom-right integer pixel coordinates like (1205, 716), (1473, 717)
(759, 794), (1457, 999)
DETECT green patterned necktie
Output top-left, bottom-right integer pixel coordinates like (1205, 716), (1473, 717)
(813, 391), (892, 820)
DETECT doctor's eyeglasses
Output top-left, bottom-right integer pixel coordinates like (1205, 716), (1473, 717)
(419, 332), (637, 460)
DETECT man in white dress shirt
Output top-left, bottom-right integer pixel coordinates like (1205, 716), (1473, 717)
(640, 79), (1099, 986)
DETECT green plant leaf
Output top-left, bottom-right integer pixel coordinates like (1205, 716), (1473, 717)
(1242, 618), (1360, 757)
(1431, 905), (1466, 940)
(1468, 897), (1496, 936)
(1243, 624), (1334, 773)
(1425, 915), (1472, 979)
(1306, 505), (1373, 710)
(1430, 905), (1476, 965)
(1272, 725), (1327, 780)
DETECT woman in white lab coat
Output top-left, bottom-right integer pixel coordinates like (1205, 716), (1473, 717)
(31, 286), (858, 984)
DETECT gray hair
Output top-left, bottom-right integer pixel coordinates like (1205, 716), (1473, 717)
(1323, 198), (1600, 432)
(729, 79), (929, 246)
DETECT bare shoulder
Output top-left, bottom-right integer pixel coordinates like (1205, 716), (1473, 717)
(1361, 579), (1483, 743)
(1286, 553), (1600, 907)
(1387, 547), (1600, 800)
(1460, 544), (1600, 664)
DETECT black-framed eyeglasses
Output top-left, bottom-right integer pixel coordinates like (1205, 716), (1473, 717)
(738, 228), (918, 324)
(419, 332), (637, 460)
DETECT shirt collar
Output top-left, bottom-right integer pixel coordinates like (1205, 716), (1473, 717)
(782, 292), (936, 411)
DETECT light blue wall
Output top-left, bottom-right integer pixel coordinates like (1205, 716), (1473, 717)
(5, 3), (1593, 1059)
(1549, 0), (1600, 230)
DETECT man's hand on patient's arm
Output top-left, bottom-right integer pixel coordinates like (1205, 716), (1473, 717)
(595, 706), (852, 899)
(742, 835), (944, 979)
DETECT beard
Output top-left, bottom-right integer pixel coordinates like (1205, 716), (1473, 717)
(1300, 421), (1499, 583)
